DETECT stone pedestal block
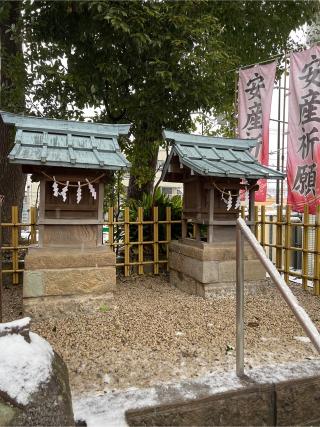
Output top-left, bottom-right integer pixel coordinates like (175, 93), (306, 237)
(23, 245), (116, 313)
(169, 239), (266, 297)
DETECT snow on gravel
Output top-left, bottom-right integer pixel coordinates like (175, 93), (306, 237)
(73, 360), (320, 427)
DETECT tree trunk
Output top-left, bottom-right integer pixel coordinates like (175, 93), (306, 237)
(127, 143), (159, 201)
(0, 2), (26, 244)
(0, 123), (26, 244)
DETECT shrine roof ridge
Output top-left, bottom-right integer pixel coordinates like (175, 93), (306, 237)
(0, 111), (131, 137)
(162, 129), (285, 181)
(163, 129), (258, 150)
(1, 111), (131, 171)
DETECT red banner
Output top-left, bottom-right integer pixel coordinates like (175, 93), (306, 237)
(238, 62), (276, 201)
(287, 46), (320, 214)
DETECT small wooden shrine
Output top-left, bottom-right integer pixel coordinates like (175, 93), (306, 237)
(161, 130), (284, 297)
(0, 111), (130, 312)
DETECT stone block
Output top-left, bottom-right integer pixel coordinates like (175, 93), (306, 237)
(43, 266), (116, 296)
(24, 265), (116, 298)
(170, 270), (204, 297)
(218, 260), (265, 282)
(126, 384), (275, 426)
(169, 252), (218, 284)
(169, 240), (266, 297)
(244, 260), (266, 281)
(25, 245), (115, 270)
(23, 271), (45, 297)
(275, 376), (320, 426)
(170, 240), (258, 262)
(219, 260), (236, 282)
(23, 292), (114, 319)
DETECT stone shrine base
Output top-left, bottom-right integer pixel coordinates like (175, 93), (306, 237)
(169, 239), (266, 298)
(23, 245), (116, 315)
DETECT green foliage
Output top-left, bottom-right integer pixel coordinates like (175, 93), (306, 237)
(128, 188), (182, 242)
(0, 1), (26, 112)
(128, 188), (182, 222)
(225, 344), (234, 355)
(99, 304), (110, 313)
(18, 1), (320, 196)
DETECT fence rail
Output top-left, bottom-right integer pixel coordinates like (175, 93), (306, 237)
(0, 204), (320, 296)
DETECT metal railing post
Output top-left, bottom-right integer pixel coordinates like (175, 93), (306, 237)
(236, 222), (245, 377)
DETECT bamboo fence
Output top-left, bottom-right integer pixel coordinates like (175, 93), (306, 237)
(0, 204), (319, 296)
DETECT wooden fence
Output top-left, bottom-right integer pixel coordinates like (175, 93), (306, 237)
(252, 205), (320, 296)
(107, 207), (182, 276)
(0, 206), (182, 283)
(0, 204), (320, 296)
(1, 206), (37, 285)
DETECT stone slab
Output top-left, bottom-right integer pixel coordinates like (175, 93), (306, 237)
(126, 374), (320, 426)
(275, 376), (320, 426)
(170, 252), (265, 285)
(170, 269), (266, 298)
(170, 240), (258, 262)
(24, 266), (116, 298)
(219, 259), (265, 282)
(169, 252), (219, 284)
(25, 245), (115, 270)
(23, 292), (114, 319)
(170, 270), (206, 297)
(126, 384), (275, 426)
(42, 224), (101, 248)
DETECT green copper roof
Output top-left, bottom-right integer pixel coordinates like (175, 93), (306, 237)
(0, 111), (131, 171)
(162, 130), (285, 180)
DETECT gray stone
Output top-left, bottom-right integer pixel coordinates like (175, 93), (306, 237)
(169, 240), (266, 298)
(126, 384), (275, 426)
(23, 271), (45, 297)
(0, 401), (21, 426)
(25, 245), (115, 270)
(169, 252), (219, 284)
(0, 352), (75, 426)
(276, 376), (320, 426)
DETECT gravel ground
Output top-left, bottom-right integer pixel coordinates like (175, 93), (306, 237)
(2, 275), (320, 395)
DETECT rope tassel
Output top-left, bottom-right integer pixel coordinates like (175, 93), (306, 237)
(52, 177), (59, 197)
(76, 181), (82, 204)
(86, 178), (97, 200)
(60, 181), (69, 202)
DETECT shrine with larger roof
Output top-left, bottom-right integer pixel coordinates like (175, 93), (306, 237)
(1, 111), (131, 312)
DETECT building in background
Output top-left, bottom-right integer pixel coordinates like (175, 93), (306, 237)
(22, 175), (39, 223)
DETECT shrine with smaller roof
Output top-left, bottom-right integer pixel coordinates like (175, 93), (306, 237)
(161, 129), (285, 297)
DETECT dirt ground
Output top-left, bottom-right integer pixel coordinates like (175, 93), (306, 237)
(2, 275), (320, 395)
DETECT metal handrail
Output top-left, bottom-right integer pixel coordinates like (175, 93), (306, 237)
(236, 217), (320, 377)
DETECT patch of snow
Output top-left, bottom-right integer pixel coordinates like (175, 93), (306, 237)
(103, 374), (112, 384)
(74, 387), (159, 427)
(0, 317), (31, 333)
(261, 336), (280, 342)
(73, 360), (320, 427)
(294, 336), (311, 343)
(0, 331), (53, 405)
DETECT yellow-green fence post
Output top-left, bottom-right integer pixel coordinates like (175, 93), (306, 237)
(11, 206), (19, 285)
(153, 207), (159, 275)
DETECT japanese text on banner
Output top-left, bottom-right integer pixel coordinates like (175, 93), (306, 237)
(287, 46), (320, 214)
(238, 62), (276, 202)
